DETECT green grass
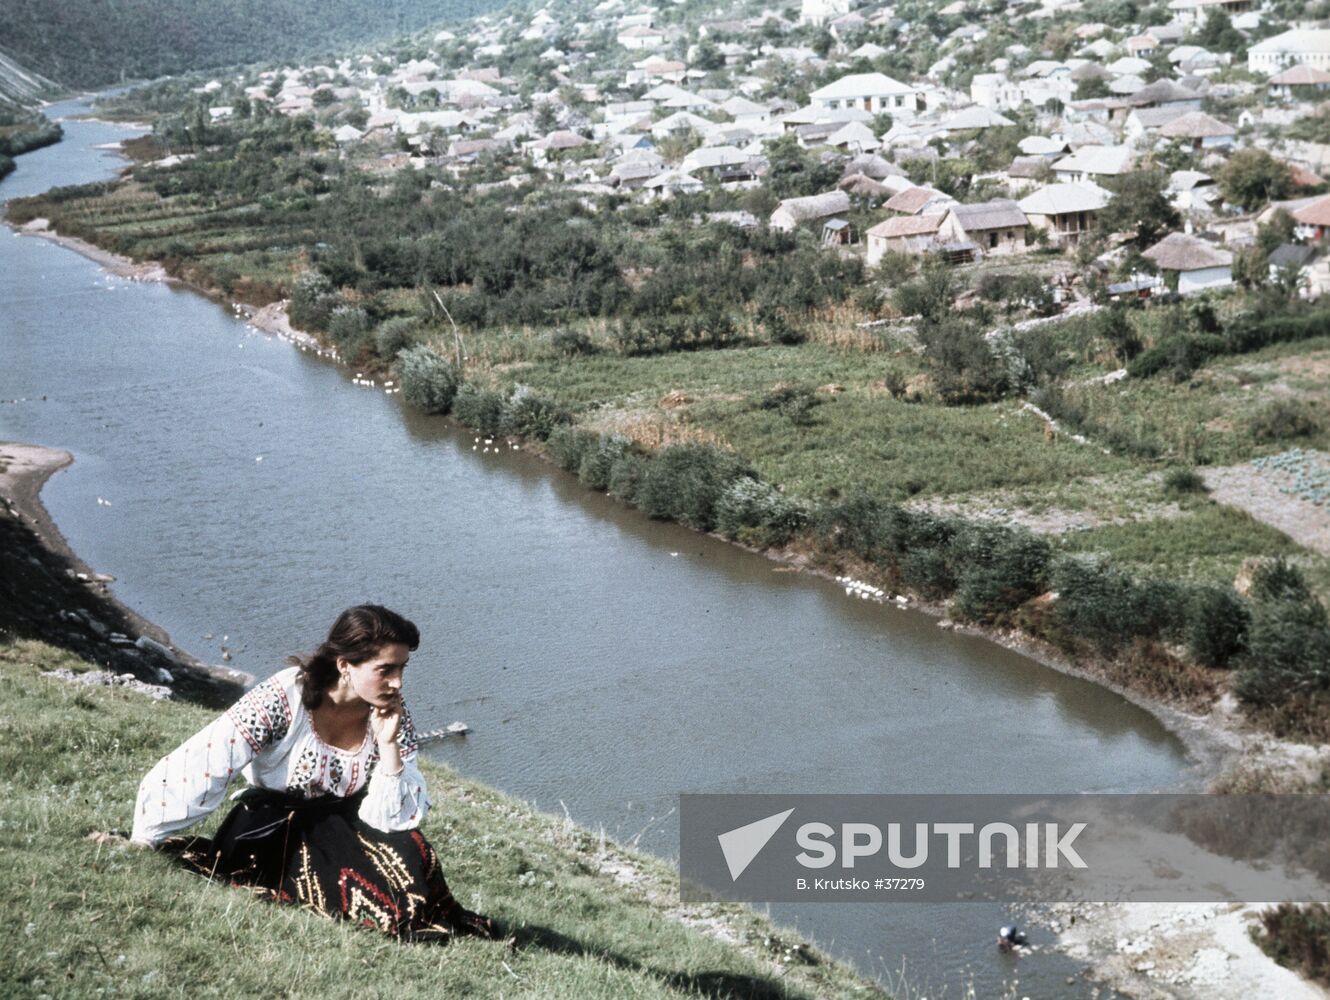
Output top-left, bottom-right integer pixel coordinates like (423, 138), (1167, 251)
(1056, 502), (1306, 586)
(0, 639), (884, 1000)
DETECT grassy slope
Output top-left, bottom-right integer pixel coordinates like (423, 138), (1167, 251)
(0, 639), (884, 1000)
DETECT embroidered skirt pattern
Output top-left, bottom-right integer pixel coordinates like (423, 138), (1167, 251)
(169, 789), (496, 943)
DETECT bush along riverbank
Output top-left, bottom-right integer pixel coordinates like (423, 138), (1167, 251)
(392, 346), (1330, 753)
(0, 637), (887, 1000)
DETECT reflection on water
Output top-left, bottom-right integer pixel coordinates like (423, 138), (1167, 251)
(1, 98), (1180, 996)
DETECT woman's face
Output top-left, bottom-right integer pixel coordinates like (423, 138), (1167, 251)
(340, 642), (410, 708)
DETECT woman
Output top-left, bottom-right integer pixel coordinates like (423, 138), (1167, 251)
(131, 604), (497, 943)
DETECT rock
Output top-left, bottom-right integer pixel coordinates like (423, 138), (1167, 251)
(135, 635), (178, 662)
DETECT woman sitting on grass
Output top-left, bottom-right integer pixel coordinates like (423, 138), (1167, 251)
(131, 604), (497, 943)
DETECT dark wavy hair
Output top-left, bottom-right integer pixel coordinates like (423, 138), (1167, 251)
(289, 605), (420, 710)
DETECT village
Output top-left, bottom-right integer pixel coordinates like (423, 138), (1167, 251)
(179, 0), (1330, 302)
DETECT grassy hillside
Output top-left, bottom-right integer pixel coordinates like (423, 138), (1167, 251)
(0, 638), (884, 999)
(0, 0), (504, 90)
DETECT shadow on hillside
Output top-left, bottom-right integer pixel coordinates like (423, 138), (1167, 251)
(510, 923), (813, 1000)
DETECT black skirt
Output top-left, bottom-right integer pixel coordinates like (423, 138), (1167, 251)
(167, 788), (496, 943)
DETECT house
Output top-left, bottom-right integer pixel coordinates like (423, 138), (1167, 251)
(826, 121), (880, 152)
(650, 111), (713, 139)
(884, 186), (954, 216)
(617, 25), (665, 50)
(810, 72), (920, 114)
(770, 190), (853, 231)
(1125, 35), (1157, 58)
(822, 218), (855, 245)
(866, 214), (947, 262)
(1125, 79), (1204, 111)
(528, 129), (591, 163)
(1269, 244), (1329, 297)
(970, 73), (1023, 111)
(1124, 106), (1189, 146)
(1156, 111), (1235, 150)
(1267, 64), (1330, 100)
(1142, 233), (1233, 294)
(1018, 182), (1110, 246)
(1248, 30), (1330, 76)
(1169, 170), (1219, 213)
(1052, 144), (1134, 183)
(332, 124), (364, 144)
(681, 145), (749, 176)
(839, 173), (892, 200)
(1293, 195), (1330, 242)
(939, 106), (1016, 132)
(936, 200), (1029, 256)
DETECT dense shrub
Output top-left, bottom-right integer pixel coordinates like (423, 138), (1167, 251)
(608, 451), (649, 503)
(577, 435), (632, 491)
(1182, 585), (1249, 668)
(502, 390), (569, 441)
(326, 305), (371, 351)
(545, 427), (599, 473)
(288, 270), (341, 332)
(760, 384), (820, 426)
(1127, 333), (1225, 381)
(714, 478), (807, 547)
(1257, 903), (1330, 986)
(635, 445), (755, 531)
(373, 316), (419, 358)
(951, 527), (1052, 624)
(551, 329), (595, 356)
(397, 346), (459, 414)
(1049, 558), (1184, 655)
(814, 493), (895, 562)
(1163, 467), (1208, 496)
(1248, 399), (1322, 442)
(1235, 563), (1330, 706)
(451, 383), (508, 437)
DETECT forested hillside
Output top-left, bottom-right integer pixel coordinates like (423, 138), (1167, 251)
(0, 0), (503, 90)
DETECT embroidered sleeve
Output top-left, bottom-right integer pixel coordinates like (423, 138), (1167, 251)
(130, 672), (293, 845)
(225, 673), (293, 751)
(358, 702), (430, 833)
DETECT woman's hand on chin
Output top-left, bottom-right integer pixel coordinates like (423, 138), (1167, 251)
(369, 695), (403, 746)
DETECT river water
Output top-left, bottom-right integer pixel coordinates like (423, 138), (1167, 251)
(2, 97), (1187, 997)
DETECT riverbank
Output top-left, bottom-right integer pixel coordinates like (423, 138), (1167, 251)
(0, 440), (248, 707)
(8, 137), (1327, 1000)
(1, 637), (886, 1000)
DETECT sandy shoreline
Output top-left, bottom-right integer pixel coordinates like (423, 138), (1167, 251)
(11, 166), (1329, 1000)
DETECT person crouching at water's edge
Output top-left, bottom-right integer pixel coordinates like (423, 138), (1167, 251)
(131, 604), (497, 942)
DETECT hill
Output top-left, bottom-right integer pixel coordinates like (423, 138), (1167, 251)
(0, 638), (885, 999)
(0, 0), (504, 90)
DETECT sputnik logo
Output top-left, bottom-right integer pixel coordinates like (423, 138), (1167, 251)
(717, 808), (794, 881)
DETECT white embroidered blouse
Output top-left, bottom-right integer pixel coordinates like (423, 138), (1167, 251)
(131, 666), (429, 845)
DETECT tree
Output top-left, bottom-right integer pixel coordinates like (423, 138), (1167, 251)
(693, 37), (725, 72)
(1095, 169), (1180, 247)
(1074, 77), (1111, 100)
(763, 133), (840, 199)
(1197, 11), (1246, 55)
(1217, 149), (1294, 212)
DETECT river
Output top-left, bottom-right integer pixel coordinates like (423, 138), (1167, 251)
(1, 96), (1189, 997)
